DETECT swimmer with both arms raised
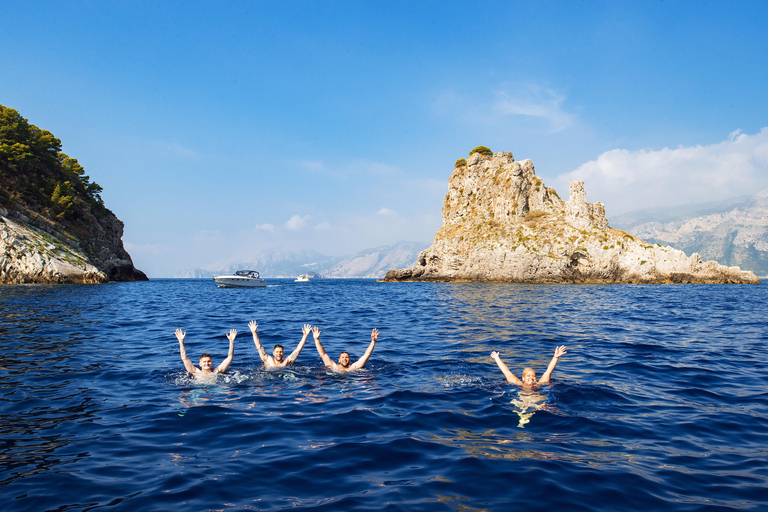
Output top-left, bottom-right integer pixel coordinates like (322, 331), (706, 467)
(313, 326), (379, 373)
(175, 328), (236, 378)
(249, 320), (311, 368)
(490, 346), (567, 388)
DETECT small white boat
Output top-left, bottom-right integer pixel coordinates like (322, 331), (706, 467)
(295, 274), (310, 282)
(212, 270), (267, 288)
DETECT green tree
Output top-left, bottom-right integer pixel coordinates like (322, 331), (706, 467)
(1, 103), (107, 217)
(0, 106), (61, 168)
(51, 181), (75, 218)
(469, 146), (493, 157)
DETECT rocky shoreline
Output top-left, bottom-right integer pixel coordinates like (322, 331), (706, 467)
(1, 205), (147, 284)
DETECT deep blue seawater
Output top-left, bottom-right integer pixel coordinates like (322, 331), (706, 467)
(1, 278), (767, 511)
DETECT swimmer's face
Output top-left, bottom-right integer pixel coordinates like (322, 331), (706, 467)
(273, 346), (284, 362)
(199, 356), (213, 371)
(522, 368), (537, 386)
(338, 352), (350, 368)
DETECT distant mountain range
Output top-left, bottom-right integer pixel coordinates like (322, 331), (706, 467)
(611, 190), (768, 277)
(175, 241), (430, 279)
(176, 190), (768, 280)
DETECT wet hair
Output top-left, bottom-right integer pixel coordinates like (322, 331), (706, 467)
(273, 344), (284, 352)
(522, 367), (536, 379)
(199, 353), (212, 361)
(340, 351), (350, 358)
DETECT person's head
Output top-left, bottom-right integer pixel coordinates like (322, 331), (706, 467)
(338, 351), (351, 368)
(273, 344), (284, 362)
(522, 367), (537, 386)
(199, 354), (213, 371)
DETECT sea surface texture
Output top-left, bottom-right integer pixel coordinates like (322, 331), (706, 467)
(1, 279), (766, 511)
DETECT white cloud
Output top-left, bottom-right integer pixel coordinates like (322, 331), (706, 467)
(285, 215), (311, 230)
(255, 223), (276, 233)
(377, 207), (398, 216)
(299, 160), (325, 172)
(557, 128), (768, 215)
(314, 221), (332, 231)
(493, 82), (575, 133)
(432, 81), (577, 133)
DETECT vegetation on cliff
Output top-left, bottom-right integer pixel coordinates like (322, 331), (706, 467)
(0, 105), (146, 282)
(1, 105), (104, 220)
(469, 145), (493, 157)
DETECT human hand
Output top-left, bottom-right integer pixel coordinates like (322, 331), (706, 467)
(227, 329), (237, 342)
(490, 351), (500, 359)
(302, 324), (312, 336)
(248, 321), (258, 334)
(554, 345), (567, 358)
(312, 326), (321, 340)
(175, 329), (186, 343)
(371, 328), (379, 341)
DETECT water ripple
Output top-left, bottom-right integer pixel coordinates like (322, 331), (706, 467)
(0, 279), (766, 511)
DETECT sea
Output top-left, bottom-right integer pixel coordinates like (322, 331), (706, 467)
(1, 278), (766, 511)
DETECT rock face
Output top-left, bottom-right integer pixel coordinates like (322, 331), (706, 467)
(384, 151), (760, 284)
(612, 190), (768, 277)
(0, 105), (147, 284)
(1, 205), (147, 284)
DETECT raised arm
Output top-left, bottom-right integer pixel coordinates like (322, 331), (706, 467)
(538, 345), (567, 384)
(215, 329), (237, 373)
(249, 321), (271, 365)
(176, 329), (198, 374)
(350, 328), (378, 370)
(284, 324), (311, 365)
(490, 351), (522, 385)
(313, 327), (335, 368)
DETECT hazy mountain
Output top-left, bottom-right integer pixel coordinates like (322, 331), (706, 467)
(175, 241), (429, 279)
(322, 241), (429, 278)
(611, 190), (768, 277)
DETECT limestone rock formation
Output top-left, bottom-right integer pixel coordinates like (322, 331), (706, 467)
(383, 151), (760, 284)
(1, 205), (147, 284)
(0, 105), (147, 284)
(612, 190), (768, 277)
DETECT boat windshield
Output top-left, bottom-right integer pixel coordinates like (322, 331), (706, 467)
(234, 270), (261, 278)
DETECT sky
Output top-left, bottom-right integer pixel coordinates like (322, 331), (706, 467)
(2, 1), (767, 277)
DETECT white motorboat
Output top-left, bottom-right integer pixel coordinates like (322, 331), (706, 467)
(212, 270), (267, 288)
(295, 274), (310, 282)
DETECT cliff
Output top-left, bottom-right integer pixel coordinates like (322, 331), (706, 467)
(612, 191), (768, 277)
(0, 105), (147, 284)
(383, 150), (760, 284)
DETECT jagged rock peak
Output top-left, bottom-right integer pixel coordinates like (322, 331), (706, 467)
(384, 149), (760, 284)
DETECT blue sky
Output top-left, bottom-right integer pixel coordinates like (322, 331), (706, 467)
(2, 1), (767, 277)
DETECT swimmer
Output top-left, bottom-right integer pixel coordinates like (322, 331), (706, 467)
(313, 326), (379, 372)
(249, 321), (311, 368)
(175, 328), (237, 377)
(490, 346), (567, 388)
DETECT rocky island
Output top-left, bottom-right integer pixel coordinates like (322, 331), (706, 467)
(1, 105), (147, 284)
(384, 147), (760, 284)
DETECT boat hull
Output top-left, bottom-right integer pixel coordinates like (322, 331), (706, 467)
(212, 276), (267, 288)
